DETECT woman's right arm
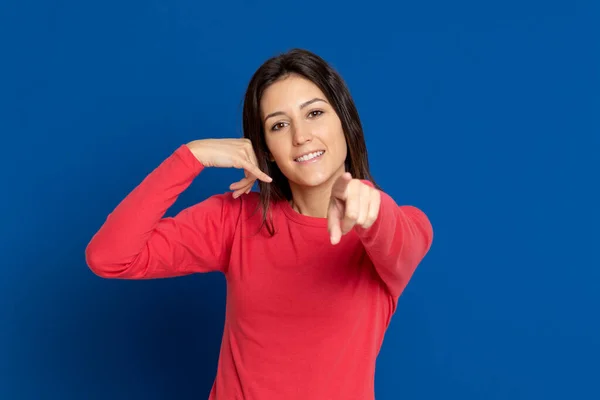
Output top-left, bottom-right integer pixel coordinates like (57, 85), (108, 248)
(85, 139), (271, 279)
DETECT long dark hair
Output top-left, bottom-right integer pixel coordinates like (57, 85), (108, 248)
(242, 48), (379, 236)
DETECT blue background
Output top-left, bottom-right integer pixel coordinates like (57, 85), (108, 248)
(1, 0), (598, 399)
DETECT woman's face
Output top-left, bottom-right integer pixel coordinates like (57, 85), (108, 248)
(261, 74), (347, 189)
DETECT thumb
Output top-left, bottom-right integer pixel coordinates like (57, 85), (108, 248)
(331, 172), (353, 201)
(327, 197), (343, 245)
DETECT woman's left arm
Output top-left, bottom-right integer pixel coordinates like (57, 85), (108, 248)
(356, 193), (433, 299)
(328, 174), (434, 299)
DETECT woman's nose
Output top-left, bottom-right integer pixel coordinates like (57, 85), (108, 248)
(292, 123), (313, 146)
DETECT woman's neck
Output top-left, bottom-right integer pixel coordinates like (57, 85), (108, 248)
(288, 169), (346, 218)
(289, 187), (331, 218)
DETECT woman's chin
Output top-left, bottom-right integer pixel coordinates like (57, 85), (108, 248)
(288, 170), (342, 189)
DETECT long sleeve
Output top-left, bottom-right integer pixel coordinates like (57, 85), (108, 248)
(355, 188), (433, 300)
(85, 144), (240, 279)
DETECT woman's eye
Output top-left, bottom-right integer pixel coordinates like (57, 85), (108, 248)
(308, 110), (323, 118)
(272, 122), (287, 131)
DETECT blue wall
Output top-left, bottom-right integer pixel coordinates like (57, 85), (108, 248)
(1, 0), (597, 399)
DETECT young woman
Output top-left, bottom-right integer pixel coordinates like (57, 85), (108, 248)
(86, 48), (433, 400)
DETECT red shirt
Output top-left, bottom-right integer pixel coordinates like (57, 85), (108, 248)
(85, 144), (434, 399)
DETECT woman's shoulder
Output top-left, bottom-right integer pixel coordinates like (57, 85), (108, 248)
(236, 191), (283, 220)
(184, 191), (285, 234)
(207, 190), (261, 209)
(195, 190), (276, 219)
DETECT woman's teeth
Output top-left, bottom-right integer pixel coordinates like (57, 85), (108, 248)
(295, 151), (324, 162)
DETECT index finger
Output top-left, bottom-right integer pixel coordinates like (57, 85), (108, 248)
(239, 159), (272, 183)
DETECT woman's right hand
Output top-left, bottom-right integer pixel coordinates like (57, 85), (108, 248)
(186, 139), (272, 198)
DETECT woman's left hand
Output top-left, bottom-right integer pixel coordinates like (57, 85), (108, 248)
(327, 172), (381, 245)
